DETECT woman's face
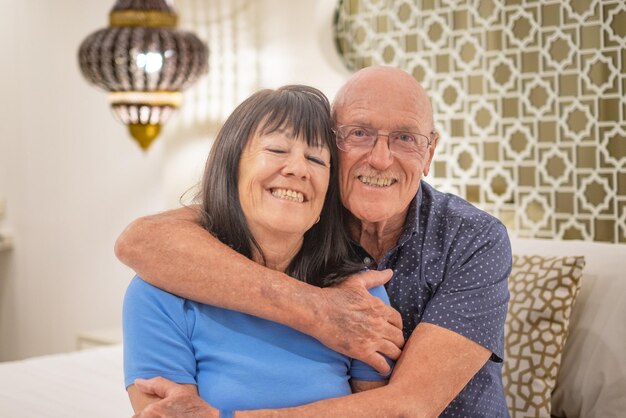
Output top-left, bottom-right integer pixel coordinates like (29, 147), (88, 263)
(238, 126), (331, 240)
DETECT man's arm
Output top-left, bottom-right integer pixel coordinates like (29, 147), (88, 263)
(133, 323), (491, 418)
(115, 206), (404, 372)
(244, 323), (490, 417)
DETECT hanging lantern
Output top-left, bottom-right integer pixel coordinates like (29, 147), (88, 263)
(78, 0), (208, 150)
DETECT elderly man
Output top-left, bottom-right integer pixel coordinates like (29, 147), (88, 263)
(116, 66), (511, 417)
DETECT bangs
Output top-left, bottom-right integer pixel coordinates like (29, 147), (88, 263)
(257, 88), (332, 149)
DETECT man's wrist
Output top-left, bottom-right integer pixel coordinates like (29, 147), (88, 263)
(273, 277), (327, 338)
(299, 285), (329, 337)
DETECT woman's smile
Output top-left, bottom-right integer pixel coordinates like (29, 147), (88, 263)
(270, 187), (306, 203)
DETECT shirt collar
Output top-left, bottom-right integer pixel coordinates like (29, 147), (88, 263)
(395, 181), (423, 247)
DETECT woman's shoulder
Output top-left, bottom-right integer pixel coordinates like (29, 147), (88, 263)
(123, 276), (196, 334)
(125, 275), (187, 307)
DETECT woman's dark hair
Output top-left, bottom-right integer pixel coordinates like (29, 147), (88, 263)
(197, 85), (362, 287)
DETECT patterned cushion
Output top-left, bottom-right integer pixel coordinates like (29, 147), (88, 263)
(503, 255), (585, 418)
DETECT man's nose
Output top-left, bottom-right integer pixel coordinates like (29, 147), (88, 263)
(367, 135), (394, 170)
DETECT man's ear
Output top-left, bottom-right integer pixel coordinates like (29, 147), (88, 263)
(422, 131), (440, 177)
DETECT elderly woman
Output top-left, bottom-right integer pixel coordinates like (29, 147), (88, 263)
(122, 85), (391, 415)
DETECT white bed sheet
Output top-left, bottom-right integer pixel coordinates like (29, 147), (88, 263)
(0, 344), (133, 418)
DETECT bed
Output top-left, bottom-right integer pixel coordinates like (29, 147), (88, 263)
(0, 344), (132, 417)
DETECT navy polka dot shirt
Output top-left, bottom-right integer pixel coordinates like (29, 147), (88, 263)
(353, 181), (512, 417)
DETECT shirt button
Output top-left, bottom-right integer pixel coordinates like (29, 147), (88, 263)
(364, 257), (372, 265)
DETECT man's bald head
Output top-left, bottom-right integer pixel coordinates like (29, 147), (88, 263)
(332, 66), (434, 131)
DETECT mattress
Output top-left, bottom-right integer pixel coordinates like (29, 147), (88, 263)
(0, 344), (133, 417)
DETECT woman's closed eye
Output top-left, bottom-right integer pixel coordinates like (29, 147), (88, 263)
(266, 148), (286, 154)
(266, 147), (327, 167)
(306, 155), (328, 167)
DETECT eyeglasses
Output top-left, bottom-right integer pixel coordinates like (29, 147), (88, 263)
(333, 125), (435, 159)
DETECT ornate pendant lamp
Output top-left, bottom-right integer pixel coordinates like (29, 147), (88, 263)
(78, 0), (208, 150)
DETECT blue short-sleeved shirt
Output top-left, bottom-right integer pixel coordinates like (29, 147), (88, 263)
(353, 181), (512, 417)
(123, 278), (391, 411)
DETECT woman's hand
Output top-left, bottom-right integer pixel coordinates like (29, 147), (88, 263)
(131, 377), (218, 418)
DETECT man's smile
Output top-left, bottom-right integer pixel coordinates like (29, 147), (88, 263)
(357, 175), (397, 188)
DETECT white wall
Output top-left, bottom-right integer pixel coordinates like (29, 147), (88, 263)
(0, 0), (352, 361)
(0, 0), (166, 360)
(257, 0), (350, 97)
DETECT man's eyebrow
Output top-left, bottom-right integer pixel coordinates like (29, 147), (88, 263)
(398, 125), (424, 132)
(342, 119), (371, 127)
(344, 121), (424, 132)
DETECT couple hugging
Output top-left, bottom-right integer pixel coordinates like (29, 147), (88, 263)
(118, 66), (512, 418)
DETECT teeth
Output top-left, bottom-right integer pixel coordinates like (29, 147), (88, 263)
(358, 176), (394, 187)
(271, 188), (304, 203)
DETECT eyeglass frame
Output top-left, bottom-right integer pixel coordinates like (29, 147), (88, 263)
(332, 124), (437, 159)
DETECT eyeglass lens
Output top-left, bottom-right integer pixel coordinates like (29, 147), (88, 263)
(337, 126), (430, 157)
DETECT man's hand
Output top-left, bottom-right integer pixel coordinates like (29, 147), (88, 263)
(131, 377), (218, 418)
(317, 269), (404, 374)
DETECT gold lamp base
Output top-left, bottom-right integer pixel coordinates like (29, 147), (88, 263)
(128, 124), (161, 150)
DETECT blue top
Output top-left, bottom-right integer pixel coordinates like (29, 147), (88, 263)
(354, 181), (512, 417)
(123, 278), (391, 411)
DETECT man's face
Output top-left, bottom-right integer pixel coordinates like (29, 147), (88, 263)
(336, 86), (437, 226)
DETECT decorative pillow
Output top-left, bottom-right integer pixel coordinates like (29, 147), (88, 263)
(503, 255), (585, 418)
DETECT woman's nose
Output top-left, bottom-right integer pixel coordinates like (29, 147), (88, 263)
(282, 152), (310, 179)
